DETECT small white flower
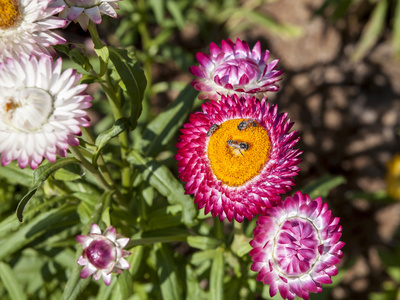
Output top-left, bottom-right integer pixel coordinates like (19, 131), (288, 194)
(54, 0), (121, 31)
(76, 223), (131, 286)
(0, 0), (67, 61)
(0, 55), (92, 169)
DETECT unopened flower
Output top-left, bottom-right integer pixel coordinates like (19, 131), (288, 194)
(54, 0), (120, 31)
(0, 0), (66, 61)
(175, 94), (301, 222)
(0, 55), (92, 169)
(76, 223), (131, 286)
(386, 153), (400, 200)
(249, 191), (345, 300)
(190, 38), (283, 101)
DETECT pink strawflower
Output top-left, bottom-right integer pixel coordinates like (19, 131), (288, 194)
(0, 0), (67, 61)
(175, 94), (301, 222)
(76, 223), (131, 286)
(0, 55), (92, 169)
(54, 0), (120, 31)
(190, 38), (283, 101)
(249, 191), (345, 300)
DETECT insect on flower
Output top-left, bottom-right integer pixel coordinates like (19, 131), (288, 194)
(206, 124), (220, 136)
(227, 139), (249, 156)
(237, 119), (257, 131)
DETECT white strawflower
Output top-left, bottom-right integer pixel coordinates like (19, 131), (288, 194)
(0, 55), (92, 169)
(0, 0), (67, 61)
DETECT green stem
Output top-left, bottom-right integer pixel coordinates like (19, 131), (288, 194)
(69, 146), (112, 192)
(87, 23), (132, 197)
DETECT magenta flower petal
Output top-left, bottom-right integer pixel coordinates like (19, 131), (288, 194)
(76, 223), (131, 285)
(175, 94), (301, 222)
(249, 192), (345, 300)
(190, 38), (282, 101)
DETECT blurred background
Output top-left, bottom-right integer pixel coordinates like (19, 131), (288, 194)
(53, 0), (400, 298)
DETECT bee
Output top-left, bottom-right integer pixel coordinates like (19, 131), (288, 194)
(206, 124), (220, 137)
(237, 119), (257, 131)
(227, 139), (250, 156)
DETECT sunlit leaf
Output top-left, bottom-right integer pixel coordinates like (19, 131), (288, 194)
(301, 174), (346, 199)
(210, 248), (224, 300)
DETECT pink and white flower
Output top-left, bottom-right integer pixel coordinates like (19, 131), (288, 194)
(249, 191), (345, 300)
(54, 0), (120, 31)
(76, 223), (131, 286)
(0, 55), (92, 169)
(175, 94), (301, 222)
(190, 38), (283, 101)
(0, 0), (66, 61)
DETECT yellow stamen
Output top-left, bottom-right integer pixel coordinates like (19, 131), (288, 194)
(207, 118), (271, 187)
(0, 0), (21, 29)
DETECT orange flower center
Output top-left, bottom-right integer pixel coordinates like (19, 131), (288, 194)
(0, 0), (21, 29)
(207, 118), (271, 187)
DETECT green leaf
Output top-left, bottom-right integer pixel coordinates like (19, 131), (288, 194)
(186, 265), (208, 300)
(0, 205), (78, 260)
(108, 46), (147, 129)
(301, 174), (346, 199)
(53, 163), (84, 181)
(131, 228), (189, 246)
(88, 23), (109, 76)
(140, 84), (198, 157)
(149, 0), (165, 24)
(190, 249), (216, 266)
(231, 9), (303, 38)
(92, 117), (131, 166)
(352, 0), (388, 61)
(166, 1), (185, 29)
(128, 151), (197, 227)
(0, 262), (27, 300)
(392, 0), (400, 56)
(210, 248), (224, 300)
(16, 157), (80, 222)
(155, 243), (183, 300)
(111, 271), (132, 300)
(187, 236), (220, 250)
(0, 163), (34, 187)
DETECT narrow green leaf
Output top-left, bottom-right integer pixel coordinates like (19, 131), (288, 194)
(0, 262), (28, 300)
(140, 84), (198, 156)
(16, 157), (79, 222)
(232, 10), (302, 38)
(0, 163), (33, 186)
(301, 174), (346, 199)
(155, 243), (183, 300)
(166, 1), (185, 29)
(392, 0), (400, 56)
(131, 228), (189, 246)
(186, 265), (208, 300)
(187, 236), (220, 250)
(108, 46), (147, 129)
(0, 205), (77, 260)
(111, 271), (132, 300)
(92, 117), (131, 166)
(149, 0), (165, 24)
(128, 151), (197, 227)
(210, 248), (224, 300)
(88, 23), (109, 76)
(190, 249), (216, 266)
(352, 0), (388, 61)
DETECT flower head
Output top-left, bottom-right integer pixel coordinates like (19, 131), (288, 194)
(54, 0), (120, 31)
(190, 38), (283, 101)
(175, 94), (301, 222)
(0, 0), (67, 61)
(0, 55), (92, 169)
(386, 153), (400, 200)
(249, 191), (345, 300)
(76, 223), (131, 286)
